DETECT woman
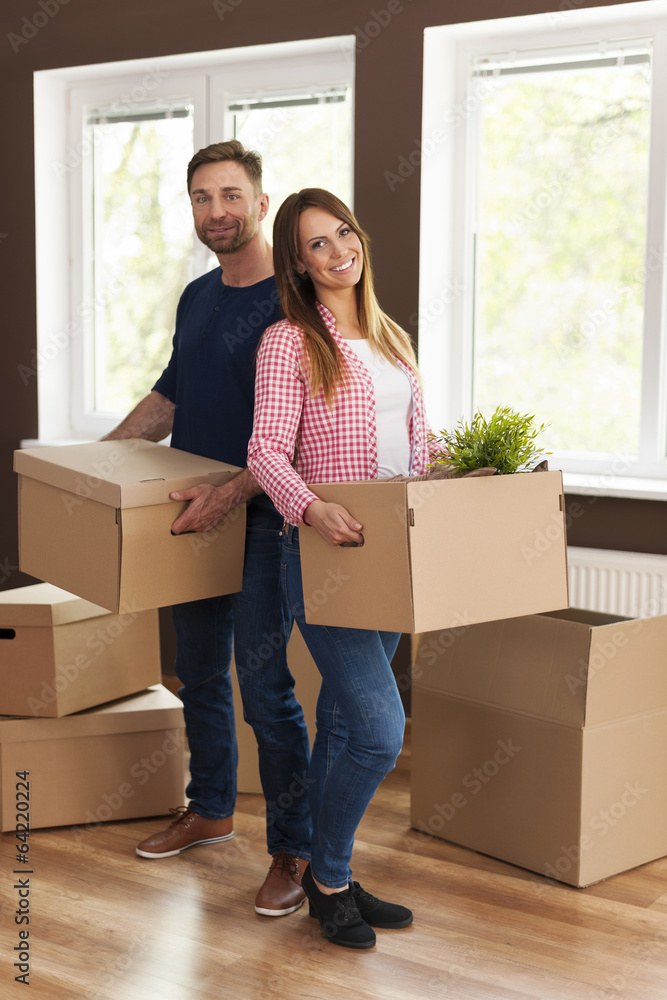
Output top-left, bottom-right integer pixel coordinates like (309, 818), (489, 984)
(247, 189), (434, 949)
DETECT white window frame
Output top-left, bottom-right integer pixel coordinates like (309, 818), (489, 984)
(33, 37), (354, 443)
(419, 1), (667, 493)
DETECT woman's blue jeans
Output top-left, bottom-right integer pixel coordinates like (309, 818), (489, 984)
(281, 525), (404, 888)
(172, 495), (312, 860)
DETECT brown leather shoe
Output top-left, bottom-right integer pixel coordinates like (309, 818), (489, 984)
(254, 853), (308, 917)
(135, 806), (234, 859)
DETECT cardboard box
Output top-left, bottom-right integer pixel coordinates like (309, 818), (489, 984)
(299, 471), (568, 632)
(232, 625), (320, 794)
(410, 608), (667, 887)
(15, 439), (246, 613)
(0, 583), (161, 718)
(0, 685), (185, 831)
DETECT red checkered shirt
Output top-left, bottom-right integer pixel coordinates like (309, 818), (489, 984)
(248, 302), (436, 525)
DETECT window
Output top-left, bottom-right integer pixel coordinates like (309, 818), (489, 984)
(419, 2), (667, 483)
(230, 87), (352, 237)
(86, 103), (196, 418)
(33, 39), (354, 441)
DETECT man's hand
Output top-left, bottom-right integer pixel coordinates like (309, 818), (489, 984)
(304, 499), (363, 546)
(170, 468), (262, 534)
(170, 482), (241, 534)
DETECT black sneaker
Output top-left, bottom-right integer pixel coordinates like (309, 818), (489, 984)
(301, 863), (376, 949)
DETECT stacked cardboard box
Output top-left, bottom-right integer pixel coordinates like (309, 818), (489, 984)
(411, 608), (667, 886)
(0, 582), (186, 831)
(14, 439), (247, 612)
(1, 685), (186, 832)
(7, 438), (253, 831)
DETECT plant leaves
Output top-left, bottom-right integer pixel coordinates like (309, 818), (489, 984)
(428, 405), (550, 475)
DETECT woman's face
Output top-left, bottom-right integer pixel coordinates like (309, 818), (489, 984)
(297, 206), (363, 299)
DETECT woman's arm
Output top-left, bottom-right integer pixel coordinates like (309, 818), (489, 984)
(248, 323), (321, 524)
(248, 323), (363, 544)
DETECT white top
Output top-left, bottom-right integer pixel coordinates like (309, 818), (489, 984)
(345, 338), (413, 477)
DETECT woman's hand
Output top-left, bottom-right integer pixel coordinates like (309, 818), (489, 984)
(304, 499), (364, 546)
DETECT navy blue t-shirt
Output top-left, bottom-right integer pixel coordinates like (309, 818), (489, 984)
(153, 268), (281, 468)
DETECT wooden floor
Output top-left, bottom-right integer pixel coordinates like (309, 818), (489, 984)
(4, 739), (667, 1000)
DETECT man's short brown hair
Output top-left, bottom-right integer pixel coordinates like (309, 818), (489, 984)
(186, 140), (263, 195)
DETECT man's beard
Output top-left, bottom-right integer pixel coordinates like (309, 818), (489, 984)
(197, 213), (259, 255)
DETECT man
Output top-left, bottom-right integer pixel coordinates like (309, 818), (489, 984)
(103, 140), (311, 918)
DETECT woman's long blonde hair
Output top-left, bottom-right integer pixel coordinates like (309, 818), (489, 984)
(272, 188), (419, 403)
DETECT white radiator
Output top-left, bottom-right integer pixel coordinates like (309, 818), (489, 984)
(567, 546), (667, 619)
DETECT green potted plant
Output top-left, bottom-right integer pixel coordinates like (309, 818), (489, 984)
(428, 405), (550, 476)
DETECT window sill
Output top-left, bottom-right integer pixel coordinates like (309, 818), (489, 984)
(563, 472), (667, 502)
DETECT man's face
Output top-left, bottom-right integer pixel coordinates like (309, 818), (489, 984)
(189, 160), (268, 255)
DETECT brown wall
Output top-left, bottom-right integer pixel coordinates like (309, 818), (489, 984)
(0, 0), (656, 616)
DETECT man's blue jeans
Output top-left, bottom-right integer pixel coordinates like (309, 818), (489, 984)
(172, 494), (311, 859)
(281, 525), (404, 888)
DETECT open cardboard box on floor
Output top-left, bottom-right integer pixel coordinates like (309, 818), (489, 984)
(410, 608), (667, 887)
(0, 685), (185, 832)
(15, 440), (246, 613)
(299, 471), (568, 632)
(0, 583), (161, 718)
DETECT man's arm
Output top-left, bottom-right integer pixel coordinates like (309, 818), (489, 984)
(101, 390), (175, 442)
(101, 389), (262, 533)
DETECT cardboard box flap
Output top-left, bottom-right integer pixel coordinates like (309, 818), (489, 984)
(406, 472), (568, 627)
(14, 440), (241, 508)
(413, 615), (591, 727)
(584, 613), (667, 725)
(0, 582), (113, 627)
(0, 685), (183, 742)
